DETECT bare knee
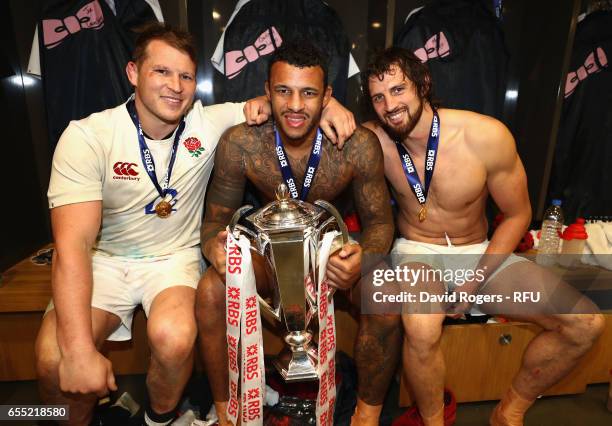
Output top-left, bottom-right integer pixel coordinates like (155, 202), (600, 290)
(571, 314), (605, 345)
(196, 269), (226, 331)
(403, 323), (443, 362)
(35, 318), (61, 384)
(149, 318), (196, 367)
(360, 313), (402, 340)
(35, 342), (60, 384)
(354, 314), (402, 362)
(557, 314), (606, 349)
(404, 336), (440, 363)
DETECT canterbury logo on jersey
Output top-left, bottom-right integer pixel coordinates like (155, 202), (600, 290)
(112, 161), (140, 181)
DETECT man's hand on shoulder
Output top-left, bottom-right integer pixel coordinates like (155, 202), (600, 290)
(58, 348), (116, 397)
(320, 98), (356, 149)
(243, 95), (356, 148)
(326, 242), (363, 290)
(244, 95), (270, 125)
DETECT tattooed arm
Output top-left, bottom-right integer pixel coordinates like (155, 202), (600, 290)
(201, 125), (248, 275)
(346, 128), (399, 408)
(325, 127), (394, 289)
(348, 127), (394, 265)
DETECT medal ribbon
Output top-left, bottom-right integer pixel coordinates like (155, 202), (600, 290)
(126, 100), (185, 200)
(274, 127), (323, 201)
(395, 110), (440, 208)
(226, 231), (265, 425)
(315, 232), (338, 426)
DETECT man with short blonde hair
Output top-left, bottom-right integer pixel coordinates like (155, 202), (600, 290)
(36, 23), (355, 426)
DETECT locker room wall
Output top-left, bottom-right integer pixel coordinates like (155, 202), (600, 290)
(0, 0), (182, 271)
(0, 0), (583, 271)
(188, 0), (581, 220)
(1, 0), (50, 271)
(393, 0), (581, 219)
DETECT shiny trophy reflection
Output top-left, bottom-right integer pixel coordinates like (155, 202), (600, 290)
(229, 183), (348, 381)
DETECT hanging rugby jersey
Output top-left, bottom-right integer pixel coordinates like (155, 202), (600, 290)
(34, 0), (162, 147)
(547, 11), (612, 222)
(213, 0), (355, 103)
(394, 0), (508, 119)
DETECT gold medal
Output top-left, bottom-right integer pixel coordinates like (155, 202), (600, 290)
(155, 200), (172, 218)
(418, 205), (427, 222)
(396, 110), (439, 224)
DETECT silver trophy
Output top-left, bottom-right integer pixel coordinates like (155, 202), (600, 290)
(229, 183), (349, 381)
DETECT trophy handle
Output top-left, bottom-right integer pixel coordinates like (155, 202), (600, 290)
(314, 200), (351, 301)
(228, 205), (281, 320)
(314, 200), (349, 246)
(229, 205), (254, 237)
(258, 295), (282, 321)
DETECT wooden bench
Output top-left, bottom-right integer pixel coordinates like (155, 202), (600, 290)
(0, 246), (357, 381)
(399, 317), (612, 404)
(1, 246), (610, 408)
(398, 260), (612, 404)
(0, 246), (150, 381)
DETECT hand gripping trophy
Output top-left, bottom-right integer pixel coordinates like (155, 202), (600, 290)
(229, 182), (348, 379)
(226, 183), (348, 425)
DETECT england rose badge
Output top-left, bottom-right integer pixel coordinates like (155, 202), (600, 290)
(183, 137), (205, 157)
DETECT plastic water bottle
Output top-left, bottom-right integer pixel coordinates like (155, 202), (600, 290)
(536, 199), (564, 266)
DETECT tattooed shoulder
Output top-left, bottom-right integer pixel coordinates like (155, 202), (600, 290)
(214, 124), (246, 175)
(343, 125), (385, 175)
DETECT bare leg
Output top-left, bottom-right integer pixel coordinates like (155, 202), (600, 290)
(490, 313), (604, 426)
(401, 314), (446, 426)
(196, 268), (232, 425)
(511, 314), (604, 397)
(352, 260), (446, 426)
(35, 308), (121, 426)
(352, 313), (402, 425)
(479, 262), (605, 425)
(394, 261), (448, 426)
(146, 285), (197, 417)
(349, 264), (403, 425)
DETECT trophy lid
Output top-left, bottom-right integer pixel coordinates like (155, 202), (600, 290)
(249, 183), (323, 231)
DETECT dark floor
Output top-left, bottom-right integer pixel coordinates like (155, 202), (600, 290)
(382, 381), (612, 426)
(0, 374), (610, 425)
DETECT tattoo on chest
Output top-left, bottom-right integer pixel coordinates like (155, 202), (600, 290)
(244, 127), (353, 203)
(205, 123), (394, 255)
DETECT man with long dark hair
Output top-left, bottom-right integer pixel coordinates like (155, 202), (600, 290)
(356, 46), (604, 426)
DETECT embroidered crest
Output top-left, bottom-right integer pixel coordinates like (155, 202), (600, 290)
(183, 137), (205, 157)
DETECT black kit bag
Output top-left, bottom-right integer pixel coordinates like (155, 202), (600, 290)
(219, 0), (351, 103)
(547, 11), (612, 222)
(38, 0), (159, 147)
(394, 0), (508, 119)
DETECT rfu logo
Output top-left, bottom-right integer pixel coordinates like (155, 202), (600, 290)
(113, 162), (140, 181)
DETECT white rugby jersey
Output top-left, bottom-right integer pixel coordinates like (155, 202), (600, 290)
(48, 99), (244, 257)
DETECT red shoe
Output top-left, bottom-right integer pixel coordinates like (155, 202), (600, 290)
(392, 389), (456, 426)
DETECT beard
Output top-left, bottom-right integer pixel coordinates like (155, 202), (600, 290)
(380, 101), (424, 142)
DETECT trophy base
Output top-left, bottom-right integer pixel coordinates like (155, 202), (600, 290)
(273, 347), (319, 382)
